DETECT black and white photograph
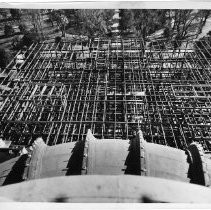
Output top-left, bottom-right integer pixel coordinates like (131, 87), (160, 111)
(0, 1), (211, 205)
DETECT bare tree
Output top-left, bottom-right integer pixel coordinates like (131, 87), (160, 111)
(119, 10), (167, 39)
(168, 10), (210, 40)
(75, 9), (114, 37)
(197, 10), (210, 34)
(0, 9), (9, 19)
(25, 9), (45, 39)
(47, 10), (69, 37)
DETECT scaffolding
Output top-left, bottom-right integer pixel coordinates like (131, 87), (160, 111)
(0, 37), (211, 151)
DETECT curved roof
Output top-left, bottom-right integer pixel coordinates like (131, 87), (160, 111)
(0, 175), (211, 203)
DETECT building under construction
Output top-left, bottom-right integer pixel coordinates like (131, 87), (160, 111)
(0, 37), (211, 151)
(1, 36), (211, 202)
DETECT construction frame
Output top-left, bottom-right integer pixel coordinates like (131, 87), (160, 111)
(0, 37), (211, 152)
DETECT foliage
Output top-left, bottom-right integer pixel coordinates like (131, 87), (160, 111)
(119, 10), (134, 33)
(4, 24), (15, 37)
(46, 9), (211, 41)
(197, 10), (210, 34)
(12, 35), (23, 50)
(163, 27), (171, 38)
(73, 9), (114, 37)
(19, 23), (28, 33)
(117, 9), (211, 45)
(55, 36), (62, 44)
(119, 10), (168, 39)
(135, 10), (166, 38)
(0, 9), (9, 19)
(0, 48), (12, 69)
(22, 30), (40, 47)
(166, 10), (211, 41)
(47, 9), (114, 38)
(10, 9), (22, 20)
(25, 9), (44, 38)
(48, 10), (69, 37)
(207, 30), (211, 36)
(48, 10), (62, 24)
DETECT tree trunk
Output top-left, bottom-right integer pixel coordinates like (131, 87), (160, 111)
(51, 20), (54, 27)
(62, 24), (65, 37)
(39, 15), (45, 39)
(203, 11), (210, 26)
